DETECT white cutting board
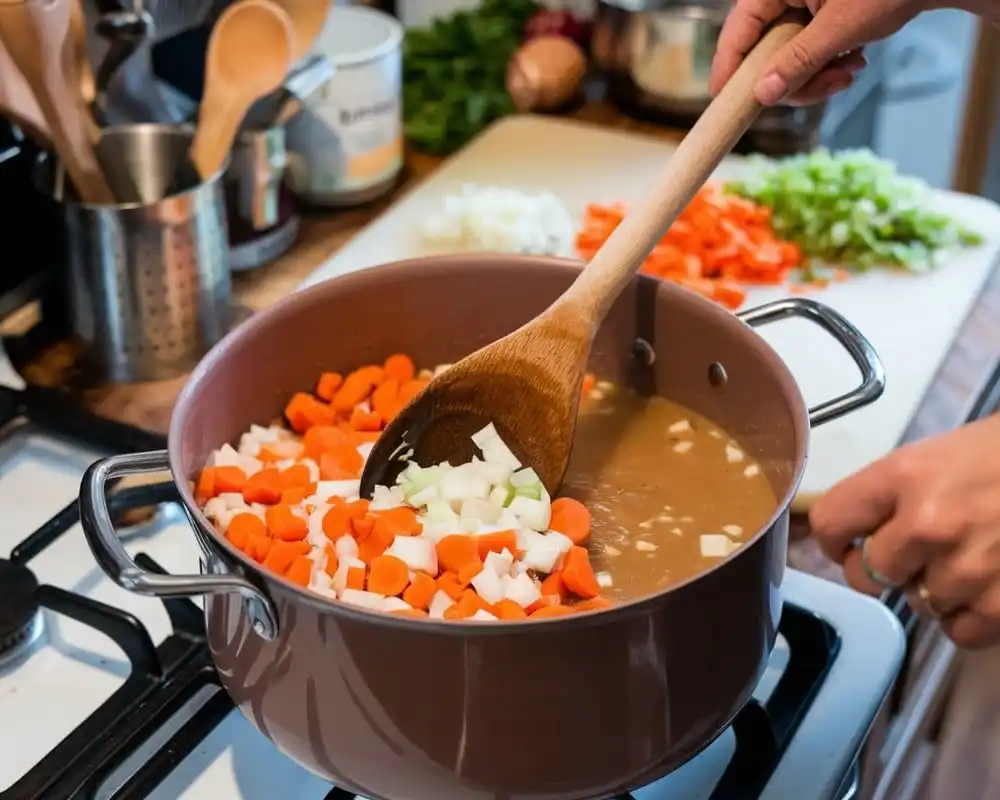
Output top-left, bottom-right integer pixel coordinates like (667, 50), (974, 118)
(301, 115), (1000, 508)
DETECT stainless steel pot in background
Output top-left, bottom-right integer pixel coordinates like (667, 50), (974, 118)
(592, 0), (826, 155)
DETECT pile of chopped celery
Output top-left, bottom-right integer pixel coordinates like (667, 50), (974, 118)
(724, 148), (983, 274)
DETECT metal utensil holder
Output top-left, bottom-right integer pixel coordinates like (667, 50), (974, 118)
(42, 123), (232, 383)
(226, 124), (287, 231)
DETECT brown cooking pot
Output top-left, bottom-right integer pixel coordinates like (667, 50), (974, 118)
(80, 255), (884, 800)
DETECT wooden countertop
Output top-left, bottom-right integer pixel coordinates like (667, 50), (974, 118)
(14, 102), (1000, 584)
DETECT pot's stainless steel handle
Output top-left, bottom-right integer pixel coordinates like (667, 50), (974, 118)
(738, 297), (886, 427)
(80, 449), (279, 640)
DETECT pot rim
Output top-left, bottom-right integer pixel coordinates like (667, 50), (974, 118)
(169, 254), (809, 632)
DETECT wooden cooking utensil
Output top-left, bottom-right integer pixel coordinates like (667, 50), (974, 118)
(188, 0), (294, 181)
(359, 13), (809, 499)
(271, 0), (327, 60)
(0, 0), (113, 203)
(65, 0), (100, 144)
(0, 39), (52, 148)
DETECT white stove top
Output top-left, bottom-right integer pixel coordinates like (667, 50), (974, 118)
(0, 352), (906, 800)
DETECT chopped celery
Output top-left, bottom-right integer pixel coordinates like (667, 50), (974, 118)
(724, 148), (983, 273)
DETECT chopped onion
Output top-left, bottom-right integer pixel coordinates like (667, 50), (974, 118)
(470, 567), (505, 604)
(502, 572), (542, 608)
(471, 423), (522, 470)
(428, 590), (455, 619)
(385, 536), (438, 575)
(340, 589), (386, 610)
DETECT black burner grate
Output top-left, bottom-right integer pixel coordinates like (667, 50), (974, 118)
(0, 382), (841, 800)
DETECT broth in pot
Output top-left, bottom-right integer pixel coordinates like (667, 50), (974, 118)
(566, 384), (779, 600)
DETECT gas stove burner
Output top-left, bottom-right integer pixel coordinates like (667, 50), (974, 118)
(0, 557), (42, 663)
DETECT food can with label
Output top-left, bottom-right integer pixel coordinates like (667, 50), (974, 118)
(285, 6), (404, 207)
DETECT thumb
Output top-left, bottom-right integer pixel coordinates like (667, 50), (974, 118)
(754, 7), (866, 105)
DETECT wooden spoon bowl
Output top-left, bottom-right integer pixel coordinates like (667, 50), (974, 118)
(359, 12), (809, 498)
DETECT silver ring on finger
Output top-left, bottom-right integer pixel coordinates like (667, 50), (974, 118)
(860, 537), (897, 589)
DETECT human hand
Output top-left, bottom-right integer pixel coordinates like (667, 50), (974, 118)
(809, 415), (1000, 649)
(709, 0), (924, 106)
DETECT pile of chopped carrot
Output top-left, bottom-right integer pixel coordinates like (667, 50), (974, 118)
(575, 184), (803, 310)
(194, 356), (615, 621)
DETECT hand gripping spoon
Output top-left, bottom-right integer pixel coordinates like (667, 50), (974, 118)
(359, 13), (808, 499)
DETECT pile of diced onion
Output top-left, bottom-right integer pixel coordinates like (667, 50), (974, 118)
(196, 358), (612, 622)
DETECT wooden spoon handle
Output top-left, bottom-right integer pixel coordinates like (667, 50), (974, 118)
(190, 99), (241, 179)
(560, 12), (808, 320)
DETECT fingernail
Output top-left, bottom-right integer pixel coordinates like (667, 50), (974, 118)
(826, 75), (853, 94)
(755, 73), (789, 105)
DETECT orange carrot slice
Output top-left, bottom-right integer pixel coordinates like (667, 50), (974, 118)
(458, 561), (483, 587)
(349, 407), (383, 432)
(561, 545), (601, 599)
(246, 534), (273, 563)
(279, 464), (312, 489)
(213, 466), (248, 494)
(436, 571), (464, 601)
(242, 468), (283, 505)
(373, 506), (422, 537)
(263, 540), (311, 575)
(437, 535), (480, 573)
(530, 604), (577, 619)
(402, 572), (436, 610)
(398, 379), (429, 403)
(494, 599), (529, 620)
(371, 378), (400, 418)
(286, 555), (313, 586)
(574, 596), (615, 612)
(540, 572), (566, 599)
(549, 497), (592, 545)
(265, 504), (308, 542)
(302, 425), (349, 461)
(477, 530), (517, 560)
(390, 608), (429, 618)
(332, 368), (381, 411)
(383, 354), (415, 383)
(368, 554), (410, 597)
(196, 468), (216, 502)
(323, 543), (339, 577)
(319, 445), (363, 480)
(316, 372), (343, 402)
(285, 392), (335, 433)
(226, 512), (266, 549)
(356, 522), (393, 563)
(346, 565), (366, 591)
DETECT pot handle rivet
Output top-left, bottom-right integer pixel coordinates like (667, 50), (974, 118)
(737, 297), (886, 427)
(79, 449), (280, 640)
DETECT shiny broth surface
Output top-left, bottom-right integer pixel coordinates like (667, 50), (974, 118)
(564, 386), (779, 600)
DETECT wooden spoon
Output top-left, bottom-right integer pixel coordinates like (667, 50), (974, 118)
(65, 0), (100, 144)
(188, 0), (294, 181)
(271, 0), (327, 60)
(359, 13), (809, 499)
(0, 39), (53, 148)
(0, 0), (113, 203)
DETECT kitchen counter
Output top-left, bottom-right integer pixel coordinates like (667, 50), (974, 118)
(10, 102), (1000, 586)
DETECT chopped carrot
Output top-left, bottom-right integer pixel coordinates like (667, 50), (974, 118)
(581, 373), (596, 394)
(530, 604), (577, 619)
(346, 565), (367, 590)
(280, 485), (314, 505)
(402, 572), (437, 610)
(226, 512), (266, 549)
(263, 540), (311, 574)
(319, 445), (363, 480)
(246, 533), (273, 563)
(398, 379), (429, 403)
(494, 599), (529, 620)
(526, 594), (561, 614)
(446, 589), (491, 620)
(540, 572), (567, 599)
(301, 425), (349, 461)
(391, 608), (429, 618)
(242, 468), (283, 505)
(195, 468), (216, 502)
(332, 368), (381, 411)
(213, 466), (248, 494)
(284, 392), (335, 433)
(549, 497), (592, 545)
(323, 543), (339, 577)
(356, 522), (393, 563)
(258, 440), (305, 462)
(436, 571), (465, 601)
(279, 464), (312, 489)
(561, 545), (602, 599)
(458, 561), (483, 587)
(383, 354), (415, 383)
(265, 504), (308, 541)
(575, 596), (615, 612)
(477, 530), (517, 560)
(373, 506), (422, 537)
(368, 554), (410, 596)
(315, 372), (343, 401)
(371, 378), (400, 418)
(322, 499), (369, 541)
(286, 555), (313, 586)
(350, 514), (376, 541)
(576, 187), (803, 312)
(349, 406), (383, 432)
(437, 535), (481, 573)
